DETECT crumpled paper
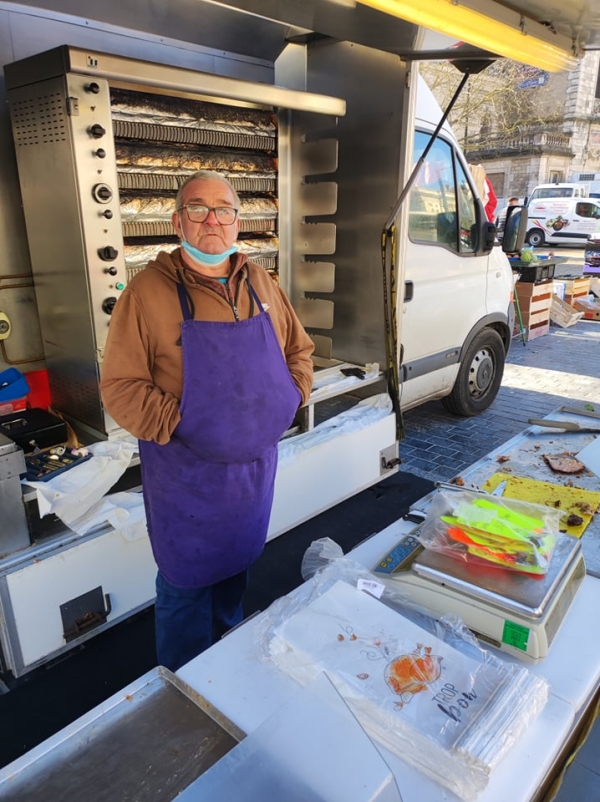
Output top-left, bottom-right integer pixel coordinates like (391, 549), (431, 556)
(23, 440), (138, 534)
(66, 490), (148, 540)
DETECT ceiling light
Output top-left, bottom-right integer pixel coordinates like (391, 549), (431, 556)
(357, 0), (580, 72)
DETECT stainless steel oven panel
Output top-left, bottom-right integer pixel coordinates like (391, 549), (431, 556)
(65, 74), (126, 359)
(6, 46), (346, 118)
(280, 106), (340, 311)
(8, 75), (116, 434)
(302, 41), (408, 367)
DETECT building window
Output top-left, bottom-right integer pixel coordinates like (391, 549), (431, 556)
(487, 173), (505, 198)
(549, 171), (564, 183)
(580, 173), (596, 181)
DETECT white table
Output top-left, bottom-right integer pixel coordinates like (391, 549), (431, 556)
(178, 516), (600, 801)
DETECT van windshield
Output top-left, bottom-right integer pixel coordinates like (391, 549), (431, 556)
(530, 188), (574, 200)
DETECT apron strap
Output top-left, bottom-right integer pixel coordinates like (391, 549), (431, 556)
(247, 277), (265, 315)
(175, 277), (194, 321)
(175, 270), (264, 334)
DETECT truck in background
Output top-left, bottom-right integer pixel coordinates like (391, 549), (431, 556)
(528, 182), (590, 203)
(526, 196), (600, 246)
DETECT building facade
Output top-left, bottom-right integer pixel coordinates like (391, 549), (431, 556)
(426, 52), (600, 204)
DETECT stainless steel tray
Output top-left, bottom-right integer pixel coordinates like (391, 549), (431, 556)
(0, 666), (244, 801)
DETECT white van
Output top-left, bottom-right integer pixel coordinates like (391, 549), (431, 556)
(528, 183), (589, 202)
(526, 197), (600, 246)
(400, 78), (519, 416)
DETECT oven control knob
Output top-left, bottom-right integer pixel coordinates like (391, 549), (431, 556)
(89, 124), (106, 139)
(98, 246), (119, 261)
(102, 297), (118, 315)
(102, 209), (113, 219)
(86, 82), (101, 94)
(93, 184), (112, 203)
(95, 148), (106, 159)
(105, 266), (118, 276)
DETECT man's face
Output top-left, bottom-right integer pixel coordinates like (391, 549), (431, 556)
(172, 178), (240, 255)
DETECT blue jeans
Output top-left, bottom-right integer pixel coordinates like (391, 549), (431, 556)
(154, 569), (248, 672)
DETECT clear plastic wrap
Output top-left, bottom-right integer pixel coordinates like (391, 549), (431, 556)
(256, 545), (549, 802)
(418, 488), (561, 575)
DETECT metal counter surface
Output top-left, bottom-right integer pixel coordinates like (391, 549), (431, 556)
(0, 667), (243, 801)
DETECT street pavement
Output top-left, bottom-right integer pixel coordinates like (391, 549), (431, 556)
(399, 249), (600, 483)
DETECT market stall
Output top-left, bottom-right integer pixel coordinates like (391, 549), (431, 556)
(1, 406), (598, 801)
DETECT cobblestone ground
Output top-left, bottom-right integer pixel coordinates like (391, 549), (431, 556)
(399, 317), (600, 483)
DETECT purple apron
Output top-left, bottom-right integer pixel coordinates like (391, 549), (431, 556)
(139, 278), (302, 588)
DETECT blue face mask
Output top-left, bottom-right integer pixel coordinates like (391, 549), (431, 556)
(181, 240), (238, 267)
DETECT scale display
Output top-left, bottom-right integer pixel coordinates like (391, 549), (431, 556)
(373, 532), (424, 574)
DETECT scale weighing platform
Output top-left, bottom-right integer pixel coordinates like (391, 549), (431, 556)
(374, 529), (585, 662)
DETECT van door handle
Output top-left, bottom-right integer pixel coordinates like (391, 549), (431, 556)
(404, 280), (414, 302)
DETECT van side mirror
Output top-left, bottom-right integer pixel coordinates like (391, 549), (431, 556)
(502, 205), (528, 254)
(480, 221), (496, 253)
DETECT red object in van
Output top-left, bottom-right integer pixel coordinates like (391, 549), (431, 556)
(24, 369), (52, 410)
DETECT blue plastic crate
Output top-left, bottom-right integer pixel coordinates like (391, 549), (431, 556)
(0, 368), (29, 401)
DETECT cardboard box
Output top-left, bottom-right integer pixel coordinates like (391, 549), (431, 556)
(574, 297), (600, 320)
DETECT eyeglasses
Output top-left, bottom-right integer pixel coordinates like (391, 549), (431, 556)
(179, 204), (239, 225)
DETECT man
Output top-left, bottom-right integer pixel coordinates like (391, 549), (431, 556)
(101, 170), (314, 671)
(495, 196), (519, 242)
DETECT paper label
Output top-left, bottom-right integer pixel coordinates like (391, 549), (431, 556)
(357, 578), (385, 599)
(502, 620), (530, 651)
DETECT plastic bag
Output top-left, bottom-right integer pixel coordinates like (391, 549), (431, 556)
(418, 488), (561, 575)
(300, 536), (345, 580)
(255, 549), (549, 802)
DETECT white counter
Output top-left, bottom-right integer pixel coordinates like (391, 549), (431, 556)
(178, 516), (600, 802)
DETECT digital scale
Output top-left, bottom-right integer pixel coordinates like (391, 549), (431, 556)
(374, 528), (586, 662)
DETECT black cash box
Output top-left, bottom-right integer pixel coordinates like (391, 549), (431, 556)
(0, 408), (68, 453)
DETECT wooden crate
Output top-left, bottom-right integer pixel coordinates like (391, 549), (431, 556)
(574, 297), (600, 320)
(564, 276), (591, 306)
(513, 314), (550, 342)
(515, 279), (553, 299)
(527, 321), (550, 341)
(514, 280), (551, 333)
(518, 308), (551, 327)
(550, 296), (585, 328)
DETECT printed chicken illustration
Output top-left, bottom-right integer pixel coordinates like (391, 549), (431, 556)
(385, 643), (442, 707)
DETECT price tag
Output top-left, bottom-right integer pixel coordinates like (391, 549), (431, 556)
(357, 578), (385, 599)
(502, 620), (530, 651)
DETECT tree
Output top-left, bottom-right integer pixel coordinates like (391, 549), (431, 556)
(419, 59), (566, 151)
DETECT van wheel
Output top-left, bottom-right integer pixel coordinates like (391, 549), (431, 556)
(527, 229), (545, 247)
(442, 329), (505, 417)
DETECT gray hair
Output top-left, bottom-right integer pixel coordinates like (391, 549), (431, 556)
(175, 170), (240, 209)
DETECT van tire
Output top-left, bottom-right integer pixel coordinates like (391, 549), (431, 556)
(527, 229), (545, 247)
(442, 329), (505, 417)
